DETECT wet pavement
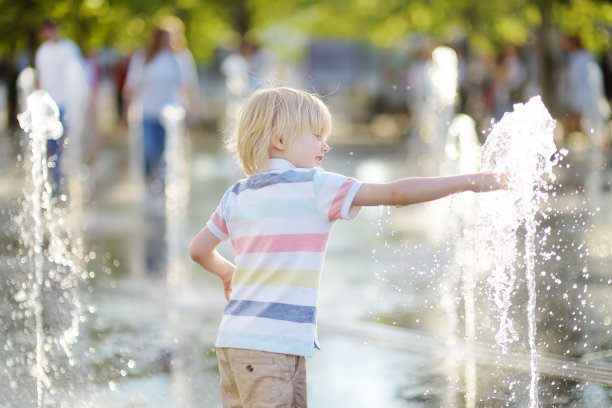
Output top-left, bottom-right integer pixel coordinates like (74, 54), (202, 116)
(1, 123), (612, 407)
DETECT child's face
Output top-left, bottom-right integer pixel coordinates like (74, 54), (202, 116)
(286, 128), (330, 168)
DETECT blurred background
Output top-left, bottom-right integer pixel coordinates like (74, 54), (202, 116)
(1, 1), (612, 407)
(0, 0), (610, 136)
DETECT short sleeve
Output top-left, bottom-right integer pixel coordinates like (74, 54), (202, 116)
(313, 169), (363, 222)
(205, 187), (232, 241)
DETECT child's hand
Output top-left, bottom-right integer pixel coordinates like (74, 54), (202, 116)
(218, 268), (234, 301)
(222, 275), (233, 301)
(189, 227), (236, 302)
(471, 171), (509, 192)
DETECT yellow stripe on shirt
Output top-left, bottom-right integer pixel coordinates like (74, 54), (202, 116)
(233, 269), (320, 288)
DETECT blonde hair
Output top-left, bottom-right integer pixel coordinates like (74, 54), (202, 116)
(226, 87), (332, 176)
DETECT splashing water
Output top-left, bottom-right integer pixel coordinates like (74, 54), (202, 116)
(477, 95), (560, 407)
(14, 90), (85, 407)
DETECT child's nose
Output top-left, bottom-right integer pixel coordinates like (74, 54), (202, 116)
(321, 141), (330, 152)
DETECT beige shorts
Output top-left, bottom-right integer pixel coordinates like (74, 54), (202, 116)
(216, 347), (307, 408)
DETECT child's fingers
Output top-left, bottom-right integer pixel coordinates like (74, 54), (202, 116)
(480, 171), (509, 191)
(224, 282), (232, 301)
(496, 171), (510, 189)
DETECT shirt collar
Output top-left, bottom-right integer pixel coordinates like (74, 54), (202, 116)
(265, 158), (296, 171)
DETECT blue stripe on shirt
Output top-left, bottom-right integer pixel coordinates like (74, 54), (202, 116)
(224, 300), (316, 324)
(232, 170), (315, 194)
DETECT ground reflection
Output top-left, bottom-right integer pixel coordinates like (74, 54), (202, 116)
(1, 119), (611, 406)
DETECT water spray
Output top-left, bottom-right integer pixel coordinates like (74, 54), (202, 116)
(479, 95), (560, 408)
(16, 90), (83, 407)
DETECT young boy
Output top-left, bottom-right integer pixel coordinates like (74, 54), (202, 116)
(189, 87), (505, 407)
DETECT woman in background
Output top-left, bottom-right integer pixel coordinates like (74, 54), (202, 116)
(124, 26), (185, 193)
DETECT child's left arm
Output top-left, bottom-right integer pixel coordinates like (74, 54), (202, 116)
(189, 227), (235, 301)
(353, 171), (506, 207)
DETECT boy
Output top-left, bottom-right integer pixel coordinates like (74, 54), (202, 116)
(189, 87), (505, 407)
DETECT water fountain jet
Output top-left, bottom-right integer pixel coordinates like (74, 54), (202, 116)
(13, 90), (85, 407)
(477, 95), (558, 407)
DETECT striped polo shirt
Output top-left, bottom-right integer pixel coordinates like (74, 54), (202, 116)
(206, 158), (363, 357)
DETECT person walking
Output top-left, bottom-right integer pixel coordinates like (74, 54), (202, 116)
(123, 25), (185, 194)
(561, 34), (611, 196)
(562, 34), (610, 141)
(35, 19), (86, 194)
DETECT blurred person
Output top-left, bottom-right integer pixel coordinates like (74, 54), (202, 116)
(35, 19), (88, 194)
(405, 38), (433, 130)
(113, 55), (130, 122)
(521, 35), (544, 101)
(405, 41), (460, 175)
(561, 35), (610, 143)
(163, 16), (199, 124)
(221, 38), (273, 122)
(404, 37), (434, 166)
(244, 38), (274, 92)
(486, 44), (527, 121)
(221, 41), (254, 122)
(82, 49), (103, 161)
(561, 34), (611, 196)
(461, 50), (491, 135)
(602, 49), (612, 105)
(123, 25), (185, 193)
(189, 87), (507, 408)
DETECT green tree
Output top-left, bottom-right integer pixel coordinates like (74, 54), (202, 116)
(2, 0), (611, 131)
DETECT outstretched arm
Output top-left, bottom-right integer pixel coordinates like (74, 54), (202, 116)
(189, 227), (235, 301)
(353, 171), (506, 207)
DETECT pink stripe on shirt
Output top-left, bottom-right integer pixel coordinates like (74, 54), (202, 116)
(211, 211), (228, 236)
(232, 233), (329, 255)
(328, 179), (355, 221)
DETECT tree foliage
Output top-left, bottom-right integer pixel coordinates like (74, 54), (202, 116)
(0, 0), (610, 63)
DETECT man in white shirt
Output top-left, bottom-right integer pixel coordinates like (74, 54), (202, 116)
(35, 20), (86, 194)
(562, 34), (610, 141)
(562, 34), (611, 196)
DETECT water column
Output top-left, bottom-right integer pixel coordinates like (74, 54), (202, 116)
(16, 90), (83, 407)
(478, 96), (558, 407)
(126, 93), (146, 278)
(161, 104), (188, 289)
(160, 105), (196, 404)
(428, 46), (458, 176)
(440, 113), (482, 407)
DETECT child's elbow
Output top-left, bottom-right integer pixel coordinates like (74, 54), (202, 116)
(188, 241), (201, 264)
(189, 227), (220, 267)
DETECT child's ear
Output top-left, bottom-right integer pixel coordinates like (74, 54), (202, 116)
(270, 132), (285, 151)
